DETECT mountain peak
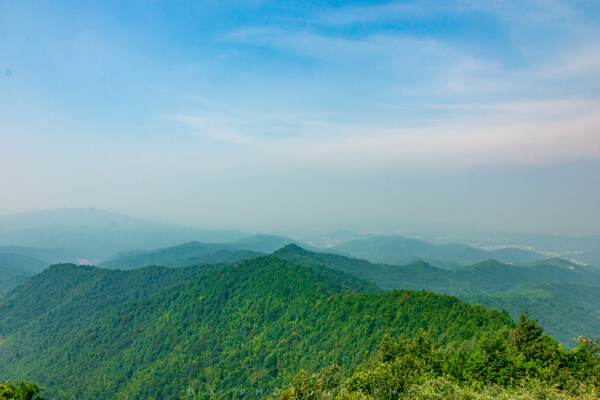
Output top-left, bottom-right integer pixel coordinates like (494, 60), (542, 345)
(273, 243), (308, 255)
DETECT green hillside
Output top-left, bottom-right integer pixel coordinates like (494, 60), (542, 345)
(280, 314), (600, 400)
(229, 234), (299, 253)
(273, 244), (458, 291)
(0, 262), (222, 338)
(0, 245), (76, 266)
(98, 235), (312, 270)
(0, 256), (512, 400)
(462, 281), (600, 346)
(0, 252), (51, 295)
(273, 245), (600, 346)
(0, 253), (48, 273)
(0, 264), (29, 296)
(274, 245), (600, 294)
(99, 241), (263, 269)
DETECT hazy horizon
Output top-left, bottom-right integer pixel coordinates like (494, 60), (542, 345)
(1, 206), (599, 241)
(2, 1), (599, 236)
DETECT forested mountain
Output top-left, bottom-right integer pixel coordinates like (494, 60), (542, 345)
(0, 264), (29, 295)
(229, 234), (301, 253)
(330, 235), (547, 268)
(462, 281), (600, 346)
(0, 252), (50, 295)
(0, 252), (50, 273)
(275, 245), (600, 294)
(274, 244), (600, 346)
(0, 245), (78, 265)
(0, 256), (512, 400)
(280, 314), (600, 400)
(1, 243), (598, 398)
(98, 235), (310, 269)
(99, 242), (263, 269)
(274, 244), (466, 292)
(0, 262), (223, 337)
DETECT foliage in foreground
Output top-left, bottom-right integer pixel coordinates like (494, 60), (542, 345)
(280, 312), (600, 400)
(0, 381), (45, 400)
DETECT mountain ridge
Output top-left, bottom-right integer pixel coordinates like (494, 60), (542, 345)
(0, 255), (513, 399)
(271, 244), (600, 345)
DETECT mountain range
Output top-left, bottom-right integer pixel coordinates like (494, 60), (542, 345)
(1, 209), (599, 352)
(329, 235), (548, 268)
(0, 256), (512, 399)
(0, 208), (247, 263)
(273, 244), (600, 345)
(4, 208), (593, 268)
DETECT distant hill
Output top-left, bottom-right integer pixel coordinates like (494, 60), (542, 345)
(230, 234), (299, 253)
(330, 235), (546, 268)
(0, 256), (512, 399)
(0, 253), (51, 295)
(0, 265), (29, 295)
(273, 243), (385, 275)
(99, 242), (263, 269)
(0, 253), (48, 274)
(0, 246), (75, 265)
(296, 229), (380, 248)
(0, 208), (248, 262)
(460, 232), (600, 267)
(489, 246), (553, 264)
(274, 244), (600, 294)
(99, 234), (316, 269)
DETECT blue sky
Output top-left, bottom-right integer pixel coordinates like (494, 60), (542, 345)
(1, 0), (599, 235)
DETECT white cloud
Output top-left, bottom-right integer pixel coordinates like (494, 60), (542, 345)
(272, 107), (600, 170)
(161, 114), (256, 145)
(162, 100), (600, 172)
(162, 1), (600, 172)
(223, 26), (453, 70)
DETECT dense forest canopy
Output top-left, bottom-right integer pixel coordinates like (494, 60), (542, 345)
(280, 314), (600, 400)
(0, 256), (515, 399)
(275, 244), (600, 345)
(1, 245), (599, 399)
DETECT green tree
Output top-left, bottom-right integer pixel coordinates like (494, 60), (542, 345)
(509, 311), (544, 358)
(464, 334), (515, 385)
(0, 381), (46, 400)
